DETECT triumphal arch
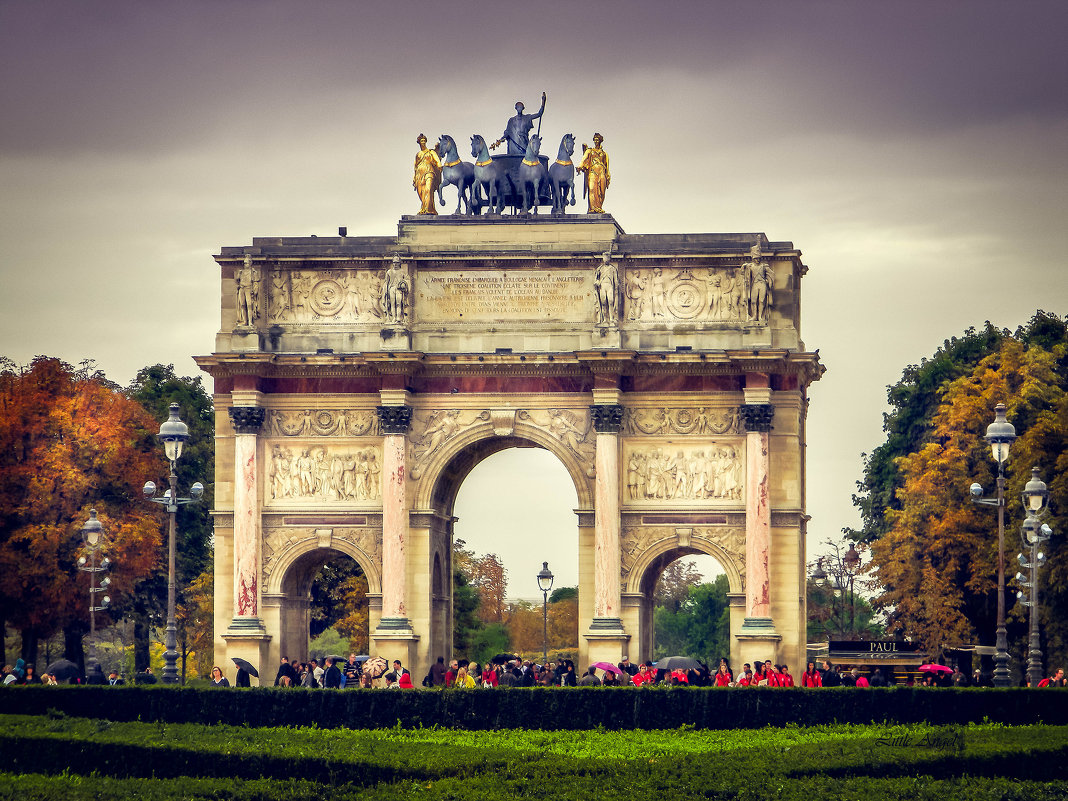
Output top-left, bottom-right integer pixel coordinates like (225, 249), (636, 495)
(198, 159), (823, 682)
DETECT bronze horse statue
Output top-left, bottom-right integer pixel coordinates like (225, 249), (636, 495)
(517, 134), (550, 215)
(436, 134), (475, 215)
(548, 133), (576, 214)
(470, 134), (512, 214)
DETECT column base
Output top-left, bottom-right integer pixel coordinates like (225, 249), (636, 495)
(371, 627), (420, 671)
(374, 616), (414, 634)
(223, 616), (270, 637)
(738, 616), (779, 635)
(583, 624), (630, 666)
(735, 618), (782, 669)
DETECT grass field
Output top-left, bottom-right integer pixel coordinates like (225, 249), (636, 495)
(2, 714), (1068, 799)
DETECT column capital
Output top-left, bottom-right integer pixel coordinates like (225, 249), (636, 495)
(740, 404), (775, 433)
(377, 405), (413, 435)
(228, 406), (266, 435)
(590, 404), (625, 433)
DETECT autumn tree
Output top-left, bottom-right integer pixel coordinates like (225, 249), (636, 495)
(176, 564), (214, 680)
(0, 356), (165, 670)
(865, 313), (1068, 666)
(654, 559), (704, 612)
(125, 364), (214, 672)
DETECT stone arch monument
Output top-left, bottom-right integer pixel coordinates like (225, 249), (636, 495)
(197, 214), (824, 682)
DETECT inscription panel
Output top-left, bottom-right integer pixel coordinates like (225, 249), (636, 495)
(415, 270), (593, 322)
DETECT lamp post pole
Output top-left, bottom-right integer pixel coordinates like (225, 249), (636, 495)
(77, 509), (112, 658)
(969, 402), (1017, 688)
(144, 403), (203, 685)
(537, 561), (554, 667)
(1017, 468), (1052, 688)
(843, 544), (861, 639)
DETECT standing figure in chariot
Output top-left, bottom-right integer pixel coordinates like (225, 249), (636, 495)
(493, 93), (547, 155)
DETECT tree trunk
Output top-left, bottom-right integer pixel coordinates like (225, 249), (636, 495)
(134, 616), (150, 673)
(63, 622), (86, 675)
(20, 626), (39, 668)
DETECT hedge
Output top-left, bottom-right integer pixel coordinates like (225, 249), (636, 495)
(3, 685), (1067, 729)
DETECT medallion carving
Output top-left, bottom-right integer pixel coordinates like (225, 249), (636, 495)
(262, 526), (382, 581)
(623, 263), (773, 324)
(266, 442), (382, 504)
(268, 268), (385, 324)
(266, 409), (380, 437)
(623, 441), (744, 503)
(622, 407), (741, 436)
(619, 525), (746, 582)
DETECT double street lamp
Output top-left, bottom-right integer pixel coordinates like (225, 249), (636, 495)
(536, 561), (554, 666)
(143, 403), (203, 685)
(810, 543), (863, 639)
(969, 402), (1018, 687)
(78, 509), (113, 654)
(1015, 468), (1054, 687)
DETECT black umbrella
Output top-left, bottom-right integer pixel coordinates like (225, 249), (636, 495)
(491, 653), (520, 665)
(655, 656), (701, 672)
(45, 659), (81, 682)
(231, 657), (259, 678)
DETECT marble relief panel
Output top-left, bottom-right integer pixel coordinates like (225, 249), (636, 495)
(623, 407), (741, 436)
(623, 440), (745, 504)
(265, 440), (382, 506)
(267, 408), (380, 437)
(623, 263), (772, 324)
(268, 268), (387, 325)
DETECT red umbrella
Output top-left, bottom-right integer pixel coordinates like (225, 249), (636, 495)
(918, 664), (952, 673)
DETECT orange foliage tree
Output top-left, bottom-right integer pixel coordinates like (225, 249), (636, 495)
(0, 356), (166, 669)
(871, 331), (1068, 662)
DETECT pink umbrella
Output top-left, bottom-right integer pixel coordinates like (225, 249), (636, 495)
(592, 661), (623, 675)
(918, 664), (952, 673)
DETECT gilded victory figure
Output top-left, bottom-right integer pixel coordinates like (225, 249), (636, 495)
(413, 133), (442, 215)
(576, 132), (610, 214)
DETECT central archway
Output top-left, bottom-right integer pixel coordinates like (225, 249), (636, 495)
(406, 418), (595, 670)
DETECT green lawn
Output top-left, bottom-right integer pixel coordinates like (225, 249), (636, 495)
(1, 714), (1066, 799)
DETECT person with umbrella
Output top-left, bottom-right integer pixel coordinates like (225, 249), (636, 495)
(231, 657), (258, 687)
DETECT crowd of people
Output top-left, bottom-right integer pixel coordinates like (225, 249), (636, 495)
(5, 654), (1066, 689)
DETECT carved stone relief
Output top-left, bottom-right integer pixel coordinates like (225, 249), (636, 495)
(262, 526), (382, 582)
(623, 407), (741, 436)
(623, 264), (773, 324)
(266, 442), (382, 504)
(266, 409), (380, 437)
(619, 525), (746, 583)
(268, 268), (387, 325)
(408, 409), (491, 480)
(517, 408), (596, 475)
(623, 441), (744, 503)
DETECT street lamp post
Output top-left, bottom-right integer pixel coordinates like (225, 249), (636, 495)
(1016, 468), (1053, 687)
(77, 509), (112, 656)
(843, 543), (861, 638)
(143, 403), (204, 685)
(537, 561), (554, 666)
(969, 402), (1017, 687)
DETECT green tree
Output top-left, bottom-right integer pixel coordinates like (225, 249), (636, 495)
(653, 575), (730, 661)
(863, 313), (1068, 668)
(124, 364), (214, 675)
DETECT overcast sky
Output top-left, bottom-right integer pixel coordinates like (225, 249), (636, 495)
(2, 1), (1066, 592)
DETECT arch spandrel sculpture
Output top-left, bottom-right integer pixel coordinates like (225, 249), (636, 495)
(199, 208), (823, 683)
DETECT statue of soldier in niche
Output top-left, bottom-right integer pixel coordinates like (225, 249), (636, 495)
(381, 255), (410, 325)
(235, 254), (257, 327)
(492, 92), (547, 155)
(594, 251), (619, 326)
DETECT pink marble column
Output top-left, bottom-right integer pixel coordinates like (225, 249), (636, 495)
(590, 404), (624, 629)
(376, 405), (412, 629)
(228, 406), (266, 623)
(741, 404), (774, 623)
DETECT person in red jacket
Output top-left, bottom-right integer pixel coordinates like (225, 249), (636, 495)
(737, 663), (754, 687)
(765, 661), (781, 687)
(801, 661), (822, 687)
(780, 664), (795, 687)
(714, 663), (732, 687)
(751, 662), (767, 686)
(632, 663), (654, 686)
